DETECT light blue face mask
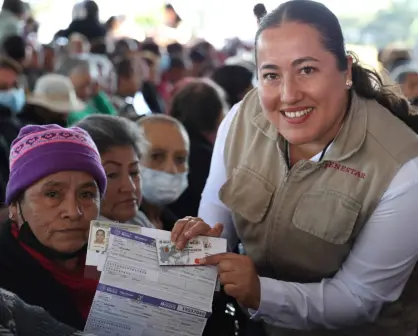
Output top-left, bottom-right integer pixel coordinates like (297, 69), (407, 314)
(0, 88), (25, 114)
(140, 165), (188, 205)
(159, 53), (171, 73)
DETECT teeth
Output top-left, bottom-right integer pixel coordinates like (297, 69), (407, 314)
(283, 108), (313, 119)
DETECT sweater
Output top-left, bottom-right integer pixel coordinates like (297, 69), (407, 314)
(0, 288), (95, 336)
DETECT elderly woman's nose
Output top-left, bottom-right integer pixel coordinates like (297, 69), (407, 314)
(61, 195), (83, 220)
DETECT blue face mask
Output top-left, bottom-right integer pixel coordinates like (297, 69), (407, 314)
(0, 88), (25, 114)
(159, 53), (171, 73)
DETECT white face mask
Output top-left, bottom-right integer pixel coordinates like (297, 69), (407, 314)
(140, 165), (188, 205)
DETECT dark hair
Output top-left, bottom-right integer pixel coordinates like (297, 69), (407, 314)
(114, 57), (134, 79)
(253, 3), (267, 20)
(76, 115), (147, 158)
(141, 41), (161, 57)
(170, 79), (227, 133)
(0, 56), (22, 74)
(2, 0), (25, 16)
(84, 0), (99, 20)
(212, 65), (253, 106)
(167, 43), (183, 56)
(169, 57), (185, 70)
(1, 35), (26, 63)
(96, 229), (105, 235)
(255, 0), (410, 119)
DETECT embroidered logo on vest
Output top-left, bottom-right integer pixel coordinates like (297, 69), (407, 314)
(323, 161), (366, 179)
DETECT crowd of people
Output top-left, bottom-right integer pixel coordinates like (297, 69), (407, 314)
(1, 0), (418, 335)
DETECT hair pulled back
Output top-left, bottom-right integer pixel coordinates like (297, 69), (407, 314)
(255, 0), (411, 120)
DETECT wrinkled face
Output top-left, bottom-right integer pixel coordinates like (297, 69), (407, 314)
(9, 171), (100, 253)
(257, 22), (351, 146)
(101, 146), (141, 223)
(70, 70), (95, 102)
(140, 122), (189, 174)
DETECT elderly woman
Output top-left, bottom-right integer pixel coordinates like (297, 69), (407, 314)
(77, 114), (154, 227)
(19, 73), (85, 126)
(0, 124), (106, 329)
(172, 1), (418, 335)
(55, 56), (116, 125)
(137, 114), (190, 230)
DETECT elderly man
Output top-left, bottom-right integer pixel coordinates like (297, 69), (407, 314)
(55, 55), (116, 124)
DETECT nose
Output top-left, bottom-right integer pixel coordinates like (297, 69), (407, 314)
(280, 75), (303, 105)
(162, 158), (178, 174)
(120, 173), (136, 193)
(62, 196), (83, 221)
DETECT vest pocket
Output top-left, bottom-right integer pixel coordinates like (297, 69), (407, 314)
(219, 166), (275, 223)
(292, 190), (361, 244)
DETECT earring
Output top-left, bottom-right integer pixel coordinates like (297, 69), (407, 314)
(346, 79), (353, 89)
(8, 213), (13, 220)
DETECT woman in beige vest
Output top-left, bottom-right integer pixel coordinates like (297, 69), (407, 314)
(172, 1), (418, 335)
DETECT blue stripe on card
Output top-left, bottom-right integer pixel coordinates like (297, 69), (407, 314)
(96, 284), (211, 318)
(109, 227), (155, 245)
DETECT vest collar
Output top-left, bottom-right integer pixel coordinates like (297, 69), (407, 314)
(251, 91), (368, 162)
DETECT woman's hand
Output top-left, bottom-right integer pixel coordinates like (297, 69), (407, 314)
(200, 253), (261, 310)
(171, 216), (224, 249)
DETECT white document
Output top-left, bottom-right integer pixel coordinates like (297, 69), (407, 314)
(85, 228), (226, 336)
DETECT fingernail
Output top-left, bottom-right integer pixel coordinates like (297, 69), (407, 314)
(185, 230), (192, 238)
(176, 243), (182, 250)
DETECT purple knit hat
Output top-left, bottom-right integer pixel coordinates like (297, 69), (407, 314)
(6, 124), (107, 205)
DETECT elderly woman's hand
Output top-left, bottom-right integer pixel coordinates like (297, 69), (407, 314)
(171, 217), (224, 250)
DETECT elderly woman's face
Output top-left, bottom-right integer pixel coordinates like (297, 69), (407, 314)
(70, 71), (95, 102)
(141, 122), (189, 174)
(101, 146), (141, 223)
(10, 171), (100, 253)
(257, 22), (351, 146)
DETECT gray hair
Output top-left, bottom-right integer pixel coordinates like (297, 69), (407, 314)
(76, 115), (148, 158)
(137, 114), (190, 149)
(55, 56), (90, 77)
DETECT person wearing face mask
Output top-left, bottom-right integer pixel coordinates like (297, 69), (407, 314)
(0, 56), (25, 153)
(0, 124), (106, 330)
(77, 114), (154, 228)
(137, 114), (190, 230)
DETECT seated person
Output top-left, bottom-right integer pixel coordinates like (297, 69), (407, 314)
(77, 114), (154, 227)
(0, 124), (106, 329)
(55, 56), (116, 125)
(169, 79), (227, 218)
(112, 56), (151, 120)
(19, 73), (85, 126)
(137, 114), (190, 230)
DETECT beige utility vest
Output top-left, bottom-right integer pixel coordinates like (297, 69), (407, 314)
(219, 89), (418, 336)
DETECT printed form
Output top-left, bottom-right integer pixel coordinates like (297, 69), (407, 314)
(85, 227), (226, 336)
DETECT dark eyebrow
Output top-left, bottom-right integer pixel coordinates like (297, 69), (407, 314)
(260, 57), (320, 71)
(103, 160), (122, 166)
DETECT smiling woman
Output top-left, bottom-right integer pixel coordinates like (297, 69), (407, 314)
(172, 1), (418, 335)
(0, 124), (106, 330)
